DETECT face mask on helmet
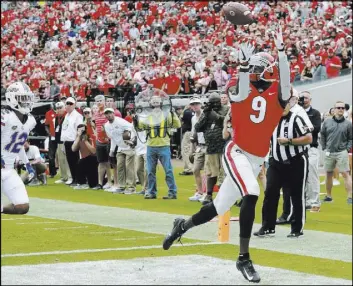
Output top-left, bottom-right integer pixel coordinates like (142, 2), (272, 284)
(249, 53), (277, 82)
(5, 82), (34, 114)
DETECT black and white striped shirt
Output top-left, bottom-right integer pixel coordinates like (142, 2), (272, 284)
(271, 111), (311, 163)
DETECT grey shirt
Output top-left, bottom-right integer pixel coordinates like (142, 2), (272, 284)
(320, 116), (352, 153)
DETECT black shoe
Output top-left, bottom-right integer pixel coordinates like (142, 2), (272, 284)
(276, 216), (290, 225)
(236, 259), (261, 283)
(201, 194), (213, 205)
(92, 184), (103, 190)
(234, 199), (243, 207)
(144, 193), (157, 199)
(163, 218), (186, 250)
(287, 232), (303, 238)
(253, 227), (275, 237)
(305, 205), (312, 210)
(179, 171), (193, 176)
(163, 194), (177, 199)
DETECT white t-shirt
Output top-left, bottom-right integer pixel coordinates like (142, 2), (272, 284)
(61, 110), (83, 142)
(104, 117), (135, 152)
(191, 112), (205, 145)
(26, 145), (44, 163)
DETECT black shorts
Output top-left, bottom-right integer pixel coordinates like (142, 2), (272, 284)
(96, 142), (110, 163)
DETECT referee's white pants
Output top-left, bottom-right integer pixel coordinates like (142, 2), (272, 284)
(305, 147), (321, 207)
(214, 141), (264, 215)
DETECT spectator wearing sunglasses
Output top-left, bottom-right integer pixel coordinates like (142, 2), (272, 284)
(321, 101), (353, 204)
(83, 107), (96, 145)
(60, 97), (83, 186)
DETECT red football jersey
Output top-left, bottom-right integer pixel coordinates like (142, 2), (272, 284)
(231, 81), (284, 157)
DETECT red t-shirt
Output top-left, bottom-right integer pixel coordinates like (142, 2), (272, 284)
(325, 56), (342, 78)
(164, 75), (181, 95)
(231, 81), (283, 157)
(44, 109), (57, 137)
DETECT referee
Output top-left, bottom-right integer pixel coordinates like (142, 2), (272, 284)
(254, 99), (312, 238)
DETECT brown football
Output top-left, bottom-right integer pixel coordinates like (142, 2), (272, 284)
(123, 130), (131, 141)
(222, 2), (253, 25)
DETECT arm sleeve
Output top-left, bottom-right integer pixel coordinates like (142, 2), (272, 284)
(170, 112), (181, 129)
(347, 121), (352, 151)
(278, 51), (291, 101)
(299, 108), (313, 130)
(229, 69), (250, 102)
(293, 115), (311, 137)
(320, 121), (327, 150)
(311, 110), (322, 134)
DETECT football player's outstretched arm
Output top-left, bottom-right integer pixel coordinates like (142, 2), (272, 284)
(229, 42), (253, 102)
(273, 25), (291, 101)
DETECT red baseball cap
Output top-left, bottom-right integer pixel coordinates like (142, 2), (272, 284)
(327, 48), (334, 53)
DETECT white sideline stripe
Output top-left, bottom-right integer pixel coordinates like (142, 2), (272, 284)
(112, 236), (159, 241)
(304, 78), (352, 91)
(16, 222), (58, 225)
(2, 255), (352, 285)
(1, 218), (34, 221)
(44, 226), (89, 230)
(89, 231), (123, 234)
(1, 242), (221, 258)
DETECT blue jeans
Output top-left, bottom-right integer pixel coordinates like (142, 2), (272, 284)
(146, 146), (177, 196)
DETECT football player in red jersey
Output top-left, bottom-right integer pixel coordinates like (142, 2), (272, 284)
(162, 25), (291, 283)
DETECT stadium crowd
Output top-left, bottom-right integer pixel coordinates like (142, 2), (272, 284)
(1, 1), (352, 206)
(1, 1), (353, 106)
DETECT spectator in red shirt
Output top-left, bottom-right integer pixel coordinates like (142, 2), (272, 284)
(82, 107), (96, 137)
(325, 48), (342, 79)
(44, 104), (58, 178)
(164, 69), (181, 95)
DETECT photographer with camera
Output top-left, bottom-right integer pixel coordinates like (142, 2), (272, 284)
(71, 124), (98, 190)
(195, 93), (229, 205)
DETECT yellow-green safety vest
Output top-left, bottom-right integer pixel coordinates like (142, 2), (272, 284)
(148, 113), (169, 138)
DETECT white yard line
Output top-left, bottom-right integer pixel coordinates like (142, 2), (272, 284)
(44, 226), (89, 230)
(1, 218), (34, 221)
(1, 255), (351, 285)
(112, 236), (160, 241)
(25, 198), (352, 263)
(16, 222), (59, 225)
(1, 242), (220, 258)
(88, 231), (123, 234)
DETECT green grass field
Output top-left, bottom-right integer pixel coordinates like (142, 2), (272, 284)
(1, 165), (352, 284)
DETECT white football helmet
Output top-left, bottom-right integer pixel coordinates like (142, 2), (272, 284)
(5, 82), (35, 114)
(249, 52), (278, 82)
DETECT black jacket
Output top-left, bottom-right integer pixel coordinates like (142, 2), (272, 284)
(306, 106), (321, 148)
(195, 105), (229, 154)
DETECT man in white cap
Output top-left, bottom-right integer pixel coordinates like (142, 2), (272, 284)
(60, 97), (83, 186)
(188, 96), (207, 202)
(103, 108), (136, 194)
(54, 101), (72, 184)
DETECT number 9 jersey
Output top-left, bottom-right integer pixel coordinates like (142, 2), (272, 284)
(1, 107), (37, 169)
(231, 80), (284, 158)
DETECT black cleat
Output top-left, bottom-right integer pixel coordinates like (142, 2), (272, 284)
(236, 259), (261, 283)
(276, 216), (291, 225)
(287, 232), (303, 238)
(253, 227), (275, 237)
(163, 218), (186, 250)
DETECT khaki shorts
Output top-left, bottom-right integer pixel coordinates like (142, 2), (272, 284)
(193, 146), (206, 173)
(205, 153), (222, 177)
(324, 150), (350, 172)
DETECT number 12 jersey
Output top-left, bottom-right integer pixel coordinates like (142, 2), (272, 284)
(1, 108), (36, 169)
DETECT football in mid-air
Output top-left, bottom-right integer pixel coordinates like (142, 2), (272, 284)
(222, 2), (253, 25)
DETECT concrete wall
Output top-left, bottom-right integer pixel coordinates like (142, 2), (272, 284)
(294, 74), (352, 113)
